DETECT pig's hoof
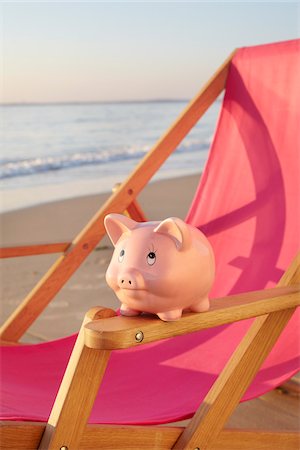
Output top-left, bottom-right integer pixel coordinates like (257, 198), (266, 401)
(120, 304), (140, 317)
(190, 297), (210, 312)
(157, 310), (182, 321)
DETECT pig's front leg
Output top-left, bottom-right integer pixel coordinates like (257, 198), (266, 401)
(157, 309), (182, 321)
(120, 303), (141, 317)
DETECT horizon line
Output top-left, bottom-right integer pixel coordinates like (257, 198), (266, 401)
(0, 98), (191, 107)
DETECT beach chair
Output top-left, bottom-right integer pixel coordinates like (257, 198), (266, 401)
(1, 39), (299, 450)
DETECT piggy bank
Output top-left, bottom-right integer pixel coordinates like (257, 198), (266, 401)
(104, 214), (215, 321)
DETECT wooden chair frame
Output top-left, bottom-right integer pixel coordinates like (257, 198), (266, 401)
(1, 49), (299, 449)
(1, 256), (299, 449)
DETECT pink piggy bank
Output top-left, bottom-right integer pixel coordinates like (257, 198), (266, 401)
(104, 214), (215, 321)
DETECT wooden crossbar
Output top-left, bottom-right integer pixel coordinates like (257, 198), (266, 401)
(0, 422), (300, 450)
(0, 243), (71, 258)
(0, 196), (145, 260)
(1, 423), (299, 450)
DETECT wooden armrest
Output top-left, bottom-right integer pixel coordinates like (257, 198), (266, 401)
(84, 285), (300, 350)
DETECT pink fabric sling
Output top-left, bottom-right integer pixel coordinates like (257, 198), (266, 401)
(1, 39), (299, 425)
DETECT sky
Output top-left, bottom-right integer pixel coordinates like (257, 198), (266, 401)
(1, 1), (299, 104)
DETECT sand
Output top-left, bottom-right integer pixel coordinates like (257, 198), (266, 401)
(0, 174), (200, 342)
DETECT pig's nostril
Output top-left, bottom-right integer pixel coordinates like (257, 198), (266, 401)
(120, 279), (132, 286)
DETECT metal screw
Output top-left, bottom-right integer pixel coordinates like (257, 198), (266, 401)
(135, 331), (144, 343)
(60, 447), (68, 450)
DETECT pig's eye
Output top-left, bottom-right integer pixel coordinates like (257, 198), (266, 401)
(118, 249), (125, 263)
(147, 251), (156, 266)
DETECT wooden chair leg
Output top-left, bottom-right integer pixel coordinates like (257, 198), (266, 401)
(38, 308), (115, 450)
(173, 307), (297, 450)
(126, 199), (147, 222)
(278, 251), (300, 287)
(173, 252), (300, 449)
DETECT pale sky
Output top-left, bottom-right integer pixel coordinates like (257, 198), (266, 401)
(1, 1), (299, 104)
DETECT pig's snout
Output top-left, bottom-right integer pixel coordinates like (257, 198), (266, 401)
(117, 269), (145, 290)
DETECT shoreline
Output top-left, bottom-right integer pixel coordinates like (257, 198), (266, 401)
(0, 167), (203, 214)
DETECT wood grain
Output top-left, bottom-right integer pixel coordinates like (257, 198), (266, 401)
(0, 243), (71, 258)
(38, 308), (114, 450)
(1, 423), (299, 450)
(172, 253), (300, 449)
(172, 308), (297, 449)
(84, 285), (300, 350)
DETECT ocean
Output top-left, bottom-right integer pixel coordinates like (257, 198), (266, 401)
(0, 99), (221, 212)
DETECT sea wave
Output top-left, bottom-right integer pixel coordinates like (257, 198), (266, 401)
(0, 148), (147, 180)
(0, 140), (210, 180)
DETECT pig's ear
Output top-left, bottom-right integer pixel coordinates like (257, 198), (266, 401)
(154, 217), (190, 251)
(104, 214), (137, 246)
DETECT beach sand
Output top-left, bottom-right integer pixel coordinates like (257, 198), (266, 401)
(0, 174), (200, 342)
(1, 172), (299, 431)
